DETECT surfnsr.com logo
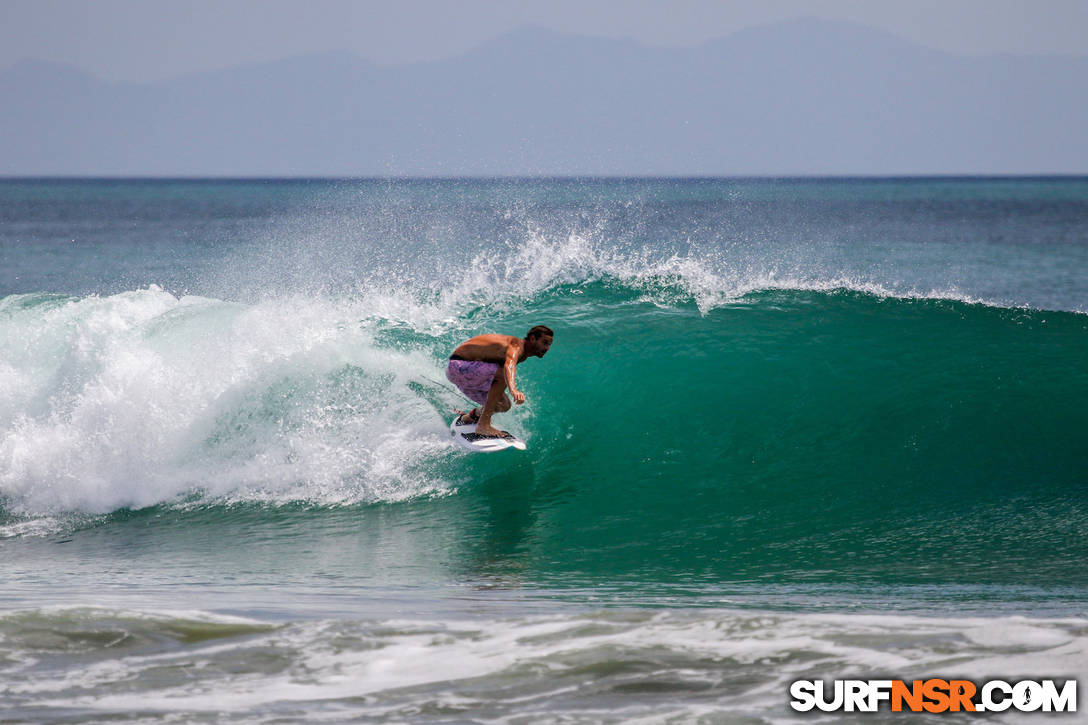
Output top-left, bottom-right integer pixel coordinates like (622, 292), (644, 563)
(790, 679), (1077, 713)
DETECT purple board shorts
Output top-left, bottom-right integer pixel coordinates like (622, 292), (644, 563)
(446, 359), (500, 405)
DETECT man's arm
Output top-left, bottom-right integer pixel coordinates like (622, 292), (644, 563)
(505, 339), (526, 405)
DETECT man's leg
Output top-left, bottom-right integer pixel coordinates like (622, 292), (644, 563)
(449, 360), (500, 426)
(475, 368), (512, 437)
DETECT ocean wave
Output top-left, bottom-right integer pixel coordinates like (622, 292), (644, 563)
(2, 606), (1084, 724)
(2, 233), (1085, 527)
(406, 228), (1028, 316)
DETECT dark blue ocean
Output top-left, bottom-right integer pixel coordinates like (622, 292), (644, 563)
(1, 177), (1086, 723)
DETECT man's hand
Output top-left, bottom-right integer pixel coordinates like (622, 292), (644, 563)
(512, 391), (526, 405)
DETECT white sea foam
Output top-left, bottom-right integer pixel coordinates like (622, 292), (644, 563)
(0, 286), (464, 517)
(5, 607), (1084, 724)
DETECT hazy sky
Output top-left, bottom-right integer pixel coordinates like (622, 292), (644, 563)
(2, 0), (1086, 82)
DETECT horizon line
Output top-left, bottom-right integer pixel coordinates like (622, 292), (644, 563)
(4, 173), (1088, 182)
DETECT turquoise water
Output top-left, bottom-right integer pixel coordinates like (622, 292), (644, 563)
(1, 178), (1086, 722)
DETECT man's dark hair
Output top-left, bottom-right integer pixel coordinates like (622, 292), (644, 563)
(527, 325), (554, 339)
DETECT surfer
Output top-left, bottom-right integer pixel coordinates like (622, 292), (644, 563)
(446, 325), (553, 438)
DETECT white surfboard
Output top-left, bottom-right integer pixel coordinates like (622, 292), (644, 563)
(449, 416), (526, 453)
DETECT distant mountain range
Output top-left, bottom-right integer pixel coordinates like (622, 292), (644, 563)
(2, 19), (1086, 176)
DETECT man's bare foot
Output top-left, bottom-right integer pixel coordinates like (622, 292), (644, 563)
(457, 408), (479, 425)
(473, 424), (507, 438)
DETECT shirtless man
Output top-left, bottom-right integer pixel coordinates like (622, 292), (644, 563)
(445, 325), (553, 438)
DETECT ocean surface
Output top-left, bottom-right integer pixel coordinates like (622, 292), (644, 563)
(1, 177), (1086, 723)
